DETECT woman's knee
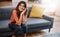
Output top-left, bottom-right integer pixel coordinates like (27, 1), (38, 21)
(21, 24), (28, 33)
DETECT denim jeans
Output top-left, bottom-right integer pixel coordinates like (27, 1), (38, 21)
(9, 23), (28, 35)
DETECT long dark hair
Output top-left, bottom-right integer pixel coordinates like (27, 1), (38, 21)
(16, 1), (27, 18)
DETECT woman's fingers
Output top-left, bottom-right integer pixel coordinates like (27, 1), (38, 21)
(21, 8), (27, 15)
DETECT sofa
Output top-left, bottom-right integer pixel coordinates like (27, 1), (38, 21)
(0, 7), (54, 37)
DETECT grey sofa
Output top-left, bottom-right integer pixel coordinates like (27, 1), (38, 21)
(0, 7), (54, 37)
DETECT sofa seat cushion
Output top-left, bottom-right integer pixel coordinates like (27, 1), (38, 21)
(0, 18), (51, 32)
(0, 20), (11, 32)
(26, 18), (51, 29)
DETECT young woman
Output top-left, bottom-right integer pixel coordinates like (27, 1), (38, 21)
(8, 1), (27, 37)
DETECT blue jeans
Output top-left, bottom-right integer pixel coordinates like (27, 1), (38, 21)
(9, 23), (28, 35)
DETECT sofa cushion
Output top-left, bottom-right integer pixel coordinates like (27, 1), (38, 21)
(0, 7), (31, 20)
(0, 20), (9, 28)
(26, 18), (51, 29)
(0, 18), (51, 32)
(29, 5), (44, 18)
(0, 20), (11, 32)
(0, 8), (14, 20)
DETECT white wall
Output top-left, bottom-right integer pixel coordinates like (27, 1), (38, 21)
(56, 0), (60, 16)
(41, 0), (60, 16)
(41, 0), (56, 14)
(12, 0), (60, 16)
(12, 0), (28, 7)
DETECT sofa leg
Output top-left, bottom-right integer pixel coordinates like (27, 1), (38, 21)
(49, 28), (51, 32)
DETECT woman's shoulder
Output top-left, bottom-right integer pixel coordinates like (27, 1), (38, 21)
(12, 9), (17, 12)
(12, 9), (17, 14)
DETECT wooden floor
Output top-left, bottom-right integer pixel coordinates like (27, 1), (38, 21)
(0, 1), (60, 37)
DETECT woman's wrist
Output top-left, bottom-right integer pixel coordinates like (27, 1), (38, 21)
(16, 22), (21, 26)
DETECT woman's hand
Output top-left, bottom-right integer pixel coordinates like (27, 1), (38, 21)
(21, 8), (27, 15)
(16, 22), (21, 26)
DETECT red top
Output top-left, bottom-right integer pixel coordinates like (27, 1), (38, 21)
(9, 9), (27, 24)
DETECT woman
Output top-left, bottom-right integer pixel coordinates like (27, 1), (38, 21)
(8, 1), (27, 37)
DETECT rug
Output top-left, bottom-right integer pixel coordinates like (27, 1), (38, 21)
(42, 32), (60, 37)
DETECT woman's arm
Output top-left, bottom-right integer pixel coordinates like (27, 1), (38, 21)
(18, 14), (23, 25)
(13, 10), (21, 25)
(22, 8), (27, 24)
(22, 14), (27, 24)
(19, 8), (27, 24)
(12, 9), (27, 25)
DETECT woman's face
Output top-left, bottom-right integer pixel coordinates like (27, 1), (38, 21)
(18, 3), (25, 12)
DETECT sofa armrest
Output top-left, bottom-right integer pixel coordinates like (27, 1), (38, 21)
(43, 15), (54, 26)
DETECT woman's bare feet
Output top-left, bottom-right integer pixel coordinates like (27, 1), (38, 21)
(12, 35), (16, 37)
(24, 33), (26, 37)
